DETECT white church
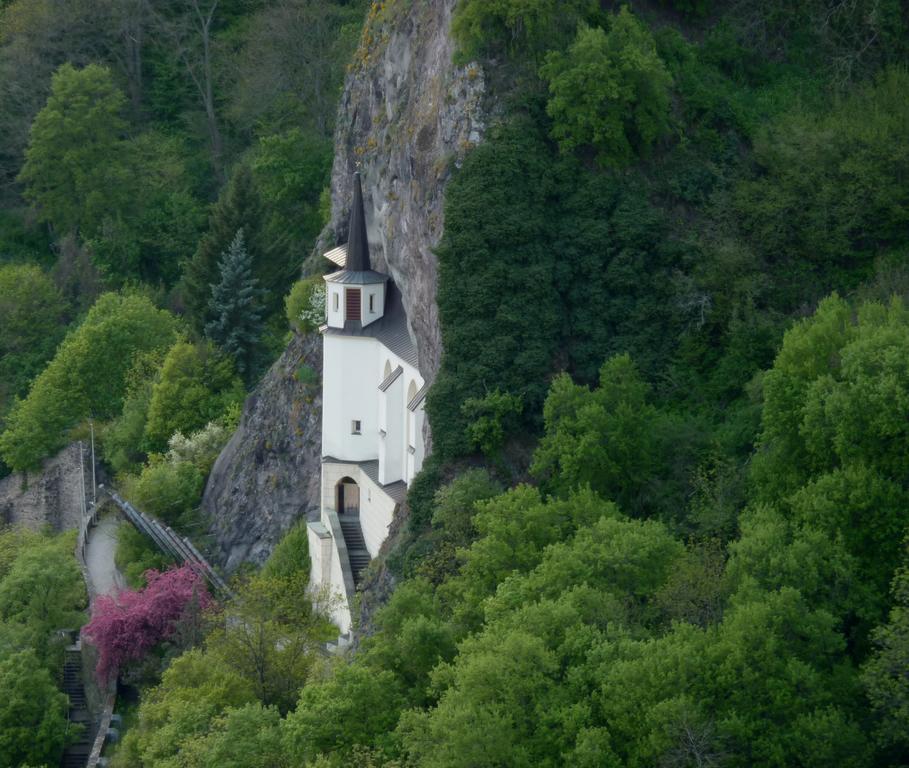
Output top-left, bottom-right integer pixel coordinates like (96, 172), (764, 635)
(307, 173), (427, 634)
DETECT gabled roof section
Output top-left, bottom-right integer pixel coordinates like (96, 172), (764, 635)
(378, 365), (404, 392)
(346, 172), (371, 272)
(324, 244), (347, 267)
(407, 382), (429, 412)
(322, 282), (418, 368)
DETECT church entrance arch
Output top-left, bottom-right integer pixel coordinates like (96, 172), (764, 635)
(336, 477), (360, 515)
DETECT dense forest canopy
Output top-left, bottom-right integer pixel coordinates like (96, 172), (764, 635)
(0, 0), (908, 766)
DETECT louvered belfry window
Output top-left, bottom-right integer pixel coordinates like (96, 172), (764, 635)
(345, 288), (361, 321)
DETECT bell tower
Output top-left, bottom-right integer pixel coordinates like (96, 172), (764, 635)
(324, 172), (388, 330)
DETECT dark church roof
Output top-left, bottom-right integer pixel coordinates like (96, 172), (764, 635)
(323, 172), (388, 284)
(346, 172), (371, 271)
(322, 282), (418, 368)
(324, 269), (388, 285)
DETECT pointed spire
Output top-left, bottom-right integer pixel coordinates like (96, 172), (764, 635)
(346, 172), (371, 272)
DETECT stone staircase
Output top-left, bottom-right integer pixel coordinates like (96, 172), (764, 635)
(338, 515), (370, 586)
(60, 643), (95, 768)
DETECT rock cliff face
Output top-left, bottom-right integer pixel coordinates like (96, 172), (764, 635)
(0, 442), (87, 532)
(321, 0), (485, 382)
(202, 333), (322, 572)
(204, 0), (481, 571)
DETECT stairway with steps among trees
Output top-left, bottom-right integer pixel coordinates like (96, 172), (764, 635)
(60, 642), (96, 768)
(338, 515), (370, 586)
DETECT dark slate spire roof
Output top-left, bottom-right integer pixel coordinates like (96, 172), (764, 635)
(346, 172), (371, 272)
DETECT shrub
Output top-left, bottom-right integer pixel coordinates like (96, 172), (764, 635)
(261, 520), (310, 581)
(166, 420), (233, 473)
(541, 10), (672, 167)
(144, 341), (243, 454)
(123, 458), (205, 528)
(285, 276), (325, 333)
(462, 390), (524, 459)
(452, 0), (598, 62)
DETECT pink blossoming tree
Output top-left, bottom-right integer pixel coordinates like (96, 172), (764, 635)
(83, 565), (212, 683)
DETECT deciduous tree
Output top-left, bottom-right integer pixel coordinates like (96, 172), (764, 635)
(83, 565), (211, 683)
(18, 63), (130, 237)
(541, 10), (672, 166)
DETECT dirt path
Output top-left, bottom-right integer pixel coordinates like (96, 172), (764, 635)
(84, 514), (125, 597)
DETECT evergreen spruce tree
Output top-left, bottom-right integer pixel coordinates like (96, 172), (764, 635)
(205, 229), (264, 380)
(184, 165), (278, 329)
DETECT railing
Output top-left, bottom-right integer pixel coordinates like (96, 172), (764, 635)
(103, 488), (234, 599)
(86, 695), (115, 768)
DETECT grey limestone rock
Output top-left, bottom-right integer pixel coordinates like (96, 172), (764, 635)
(202, 332), (322, 573)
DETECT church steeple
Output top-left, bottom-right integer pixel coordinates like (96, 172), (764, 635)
(346, 172), (371, 272)
(322, 171), (389, 330)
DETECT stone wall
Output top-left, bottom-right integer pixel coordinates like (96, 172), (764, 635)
(0, 442), (87, 532)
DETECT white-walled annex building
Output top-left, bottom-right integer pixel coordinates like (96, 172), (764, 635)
(308, 173), (426, 634)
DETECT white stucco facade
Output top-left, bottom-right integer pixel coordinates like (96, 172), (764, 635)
(307, 175), (426, 637)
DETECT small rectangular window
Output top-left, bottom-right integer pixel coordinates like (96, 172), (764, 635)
(369, 294), (375, 313)
(332, 292), (339, 312)
(351, 420), (361, 435)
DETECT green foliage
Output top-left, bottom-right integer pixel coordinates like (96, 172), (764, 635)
(87, 132), (206, 286)
(0, 263), (67, 408)
(430, 469), (502, 547)
(283, 664), (406, 764)
(462, 389), (523, 458)
(862, 558), (909, 755)
(361, 578), (457, 704)
(594, 589), (868, 767)
(541, 11), (672, 166)
(116, 523), (176, 590)
(752, 294), (909, 614)
(18, 63), (128, 237)
(179, 703), (286, 768)
(531, 355), (658, 513)
(0, 292), (179, 471)
(486, 514), (683, 623)
(144, 341), (244, 453)
(205, 229), (266, 380)
(0, 650), (71, 768)
(252, 128), (332, 255)
(123, 457), (205, 529)
(102, 379), (155, 475)
(735, 68), (909, 297)
(439, 486), (613, 631)
(0, 529), (85, 661)
(285, 276), (326, 334)
(261, 520), (310, 581)
(206, 574), (330, 713)
(429, 117), (561, 458)
(0, 209), (51, 265)
(452, 0), (598, 62)
(184, 165), (274, 329)
(113, 649), (257, 768)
